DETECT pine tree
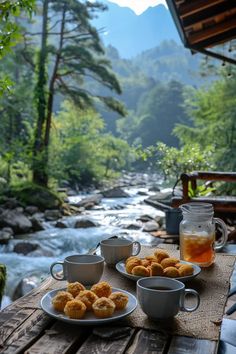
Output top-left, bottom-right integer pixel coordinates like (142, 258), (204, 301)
(32, 0), (126, 186)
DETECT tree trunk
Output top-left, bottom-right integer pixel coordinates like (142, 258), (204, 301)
(42, 4), (66, 186)
(32, 0), (49, 186)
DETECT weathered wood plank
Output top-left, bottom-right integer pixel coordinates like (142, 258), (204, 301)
(0, 310), (53, 354)
(168, 336), (218, 354)
(0, 308), (35, 348)
(76, 329), (135, 354)
(126, 329), (168, 354)
(25, 321), (87, 354)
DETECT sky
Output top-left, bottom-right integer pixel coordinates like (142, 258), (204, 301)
(108, 0), (167, 15)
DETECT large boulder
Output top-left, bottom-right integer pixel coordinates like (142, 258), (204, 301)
(74, 218), (99, 228)
(102, 187), (130, 198)
(44, 209), (62, 221)
(0, 209), (32, 234)
(0, 228), (13, 245)
(73, 194), (103, 208)
(13, 242), (38, 255)
(10, 184), (62, 210)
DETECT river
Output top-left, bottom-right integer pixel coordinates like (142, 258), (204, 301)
(0, 184), (165, 307)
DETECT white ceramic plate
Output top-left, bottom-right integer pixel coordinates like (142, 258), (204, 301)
(115, 260), (201, 283)
(40, 287), (137, 325)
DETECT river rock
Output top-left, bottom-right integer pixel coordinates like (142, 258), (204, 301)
(74, 218), (99, 228)
(142, 220), (160, 232)
(102, 187), (130, 198)
(25, 206), (39, 215)
(3, 198), (23, 210)
(125, 222), (142, 230)
(0, 228), (13, 244)
(137, 214), (154, 222)
(30, 217), (45, 231)
(13, 242), (39, 255)
(0, 209), (32, 234)
(55, 220), (68, 228)
(13, 277), (38, 300)
(44, 209), (62, 221)
(74, 194), (103, 208)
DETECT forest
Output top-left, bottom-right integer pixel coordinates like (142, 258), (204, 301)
(0, 0), (235, 201)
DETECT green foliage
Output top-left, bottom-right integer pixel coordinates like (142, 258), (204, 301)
(139, 142), (215, 185)
(117, 80), (188, 148)
(188, 183), (215, 198)
(0, 0), (35, 94)
(49, 100), (132, 186)
(174, 68), (236, 172)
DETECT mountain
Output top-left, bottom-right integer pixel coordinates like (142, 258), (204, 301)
(93, 2), (180, 58)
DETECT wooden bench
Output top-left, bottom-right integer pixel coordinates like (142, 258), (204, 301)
(172, 171), (236, 214)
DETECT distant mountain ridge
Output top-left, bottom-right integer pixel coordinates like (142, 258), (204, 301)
(93, 1), (180, 58)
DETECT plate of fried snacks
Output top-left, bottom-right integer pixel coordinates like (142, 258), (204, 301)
(41, 281), (137, 325)
(115, 249), (201, 282)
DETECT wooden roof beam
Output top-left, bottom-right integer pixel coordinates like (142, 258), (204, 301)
(179, 0), (225, 19)
(188, 17), (236, 45)
(182, 3), (236, 30)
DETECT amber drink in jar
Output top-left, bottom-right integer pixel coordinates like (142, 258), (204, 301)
(179, 203), (228, 267)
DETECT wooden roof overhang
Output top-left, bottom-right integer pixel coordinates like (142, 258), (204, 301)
(166, 0), (236, 64)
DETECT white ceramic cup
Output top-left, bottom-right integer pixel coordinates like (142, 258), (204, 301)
(50, 254), (104, 285)
(137, 277), (200, 319)
(100, 238), (141, 265)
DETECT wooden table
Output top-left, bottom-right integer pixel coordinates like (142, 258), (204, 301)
(0, 257), (236, 354)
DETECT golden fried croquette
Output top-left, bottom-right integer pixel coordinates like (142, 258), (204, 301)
(125, 258), (141, 274)
(178, 264), (194, 277)
(125, 256), (140, 265)
(163, 266), (180, 278)
(75, 290), (98, 310)
(161, 257), (179, 269)
(145, 255), (159, 263)
(154, 249), (169, 263)
(91, 281), (112, 298)
(52, 291), (74, 312)
(141, 259), (150, 267)
(109, 292), (129, 310)
(92, 297), (115, 318)
(67, 282), (85, 297)
(148, 262), (164, 276)
(175, 263), (182, 269)
(64, 299), (86, 319)
(131, 265), (150, 277)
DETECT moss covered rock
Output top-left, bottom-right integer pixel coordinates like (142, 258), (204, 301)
(9, 183), (62, 210)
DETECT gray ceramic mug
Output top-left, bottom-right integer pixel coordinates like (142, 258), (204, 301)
(50, 254), (104, 285)
(100, 238), (141, 265)
(137, 277), (200, 319)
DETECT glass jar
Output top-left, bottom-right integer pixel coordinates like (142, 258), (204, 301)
(179, 203), (228, 267)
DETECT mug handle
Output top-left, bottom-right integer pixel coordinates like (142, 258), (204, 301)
(214, 218), (228, 251)
(132, 241), (141, 256)
(181, 289), (200, 312)
(50, 261), (65, 281)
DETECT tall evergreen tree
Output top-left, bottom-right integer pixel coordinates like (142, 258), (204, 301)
(32, 0), (126, 186)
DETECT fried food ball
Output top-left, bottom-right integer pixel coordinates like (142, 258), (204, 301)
(125, 256), (140, 265)
(67, 282), (85, 297)
(52, 291), (74, 312)
(145, 255), (159, 263)
(163, 266), (180, 278)
(64, 299), (86, 319)
(141, 259), (150, 267)
(131, 265), (150, 277)
(178, 264), (194, 277)
(154, 249), (170, 263)
(125, 259), (141, 274)
(75, 290), (98, 310)
(175, 262), (182, 269)
(92, 297), (115, 318)
(109, 292), (129, 310)
(91, 281), (112, 298)
(148, 262), (164, 276)
(161, 257), (179, 269)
